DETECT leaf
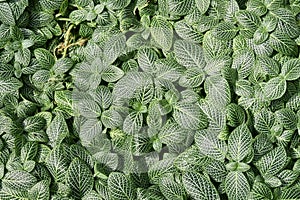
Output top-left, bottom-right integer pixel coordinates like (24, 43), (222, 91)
(2, 170), (37, 190)
(236, 10), (261, 37)
(101, 110), (123, 129)
(212, 22), (238, 40)
(79, 119), (103, 148)
(23, 116), (46, 132)
(66, 158), (94, 199)
(53, 58), (73, 74)
(137, 48), (159, 73)
(46, 113), (69, 146)
(228, 124), (252, 161)
(174, 40), (206, 69)
(269, 31), (298, 56)
(250, 181), (273, 200)
(168, 0), (194, 16)
(151, 16), (173, 50)
(179, 67), (205, 88)
(204, 75), (231, 107)
(173, 101), (208, 130)
(0, 77), (23, 95)
(108, 172), (136, 200)
(123, 111), (143, 134)
(28, 180), (50, 200)
(77, 99), (102, 119)
(263, 76), (286, 101)
(0, 187), (28, 200)
(271, 8), (300, 38)
(255, 146), (287, 176)
(21, 142), (38, 163)
(280, 59), (300, 81)
(225, 171), (250, 200)
(40, 0), (64, 10)
(34, 48), (55, 69)
(275, 108), (298, 130)
(195, 0), (210, 14)
(103, 34), (126, 65)
(254, 109), (276, 134)
(174, 20), (203, 43)
(158, 119), (186, 145)
(0, 2), (15, 25)
(182, 171), (220, 200)
(101, 65), (124, 82)
(201, 102), (226, 132)
(45, 145), (69, 182)
(159, 173), (186, 200)
(257, 56), (280, 77)
(232, 50), (255, 78)
(195, 129), (227, 161)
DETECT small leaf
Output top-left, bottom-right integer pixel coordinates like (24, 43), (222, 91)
(263, 76), (286, 101)
(34, 48), (55, 69)
(108, 172), (136, 200)
(225, 171), (250, 200)
(280, 59), (300, 81)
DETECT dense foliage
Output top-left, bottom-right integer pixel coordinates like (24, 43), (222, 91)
(0, 0), (300, 199)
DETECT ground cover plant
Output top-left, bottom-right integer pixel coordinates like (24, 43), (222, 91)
(0, 0), (300, 199)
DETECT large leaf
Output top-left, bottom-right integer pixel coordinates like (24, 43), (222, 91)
(174, 40), (206, 69)
(182, 171), (220, 200)
(225, 171), (250, 200)
(2, 170), (37, 190)
(280, 59), (300, 81)
(173, 101), (208, 130)
(66, 158), (94, 199)
(255, 146), (287, 176)
(269, 31), (298, 56)
(0, 2), (15, 25)
(228, 124), (252, 162)
(108, 172), (136, 200)
(263, 76), (286, 100)
(195, 129), (227, 161)
(151, 16), (173, 50)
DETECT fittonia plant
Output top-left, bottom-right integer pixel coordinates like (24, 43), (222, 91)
(0, 0), (300, 199)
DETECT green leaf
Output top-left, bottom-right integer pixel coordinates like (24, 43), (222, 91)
(40, 0), (64, 10)
(101, 110), (123, 129)
(168, 0), (194, 16)
(271, 8), (300, 39)
(66, 158), (94, 199)
(46, 113), (69, 146)
(34, 48), (55, 69)
(0, 77), (23, 95)
(151, 16), (173, 50)
(275, 108), (298, 130)
(225, 171), (250, 200)
(79, 119), (103, 148)
(137, 48), (159, 73)
(23, 116), (46, 132)
(174, 40), (206, 69)
(0, 2), (15, 25)
(101, 65), (124, 82)
(195, 129), (227, 161)
(159, 173), (186, 200)
(254, 109), (276, 134)
(2, 170), (37, 190)
(269, 31), (298, 56)
(45, 145), (69, 182)
(236, 10), (261, 37)
(158, 119), (186, 145)
(104, 34), (126, 65)
(195, 0), (210, 14)
(212, 22), (238, 40)
(123, 111), (143, 134)
(21, 142), (38, 163)
(204, 75), (231, 107)
(232, 50), (255, 78)
(108, 172), (136, 200)
(250, 181), (273, 200)
(228, 124), (252, 162)
(263, 76), (286, 101)
(28, 180), (50, 200)
(0, 187), (28, 200)
(280, 59), (300, 81)
(255, 146), (287, 176)
(201, 102), (226, 132)
(173, 101), (208, 130)
(182, 171), (220, 200)
(53, 58), (73, 74)
(77, 99), (102, 119)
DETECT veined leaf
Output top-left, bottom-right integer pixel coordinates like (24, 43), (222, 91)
(263, 76), (286, 100)
(182, 171), (220, 200)
(225, 171), (250, 200)
(2, 170), (37, 190)
(174, 40), (206, 69)
(46, 113), (69, 146)
(66, 158), (94, 199)
(280, 59), (300, 81)
(228, 124), (252, 162)
(173, 101), (208, 130)
(108, 172), (136, 200)
(195, 129), (227, 161)
(255, 146), (287, 175)
(269, 31), (298, 56)
(151, 16), (173, 50)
